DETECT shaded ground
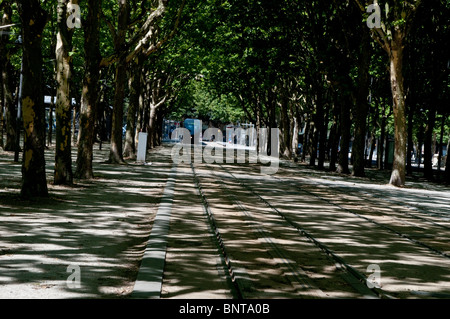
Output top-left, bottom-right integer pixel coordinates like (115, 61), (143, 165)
(1, 142), (449, 299)
(0, 144), (168, 298)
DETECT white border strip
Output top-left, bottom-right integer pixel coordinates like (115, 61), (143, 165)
(132, 164), (177, 298)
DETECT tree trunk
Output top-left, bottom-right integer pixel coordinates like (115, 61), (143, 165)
(134, 78), (145, 148)
(309, 118), (318, 166)
(292, 114), (299, 162)
(406, 103), (415, 175)
(147, 104), (157, 149)
(256, 95), (262, 154)
(367, 100), (378, 169)
(368, 135), (376, 168)
(108, 0), (129, 164)
(54, 0), (75, 185)
(317, 95), (327, 170)
(109, 59), (127, 163)
(1, 5), (16, 152)
(337, 95), (351, 174)
(0, 68), (3, 149)
(47, 97), (54, 146)
(280, 91), (292, 159)
(71, 102), (78, 145)
(267, 92), (277, 157)
(75, 0), (102, 179)
(416, 123), (424, 170)
(301, 119), (309, 163)
(378, 109), (386, 169)
(437, 114), (445, 174)
(352, 31), (370, 177)
(123, 56), (142, 158)
(423, 106), (436, 180)
(388, 38), (407, 187)
(2, 62), (15, 151)
(17, 0), (48, 197)
(329, 102), (340, 171)
(445, 132), (450, 184)
(155, 112), (163, 146)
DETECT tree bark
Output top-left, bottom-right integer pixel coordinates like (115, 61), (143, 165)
(317, 93), (327, 170)
(0, 65), (3, 149)
(423, 106), (436, 180)
(328, 102), (340, 172)
(377, 101), (390, 170)
(71, 102), (78, 145)
(437, 114), (445, 174)
(309, 117), (318, 166)
(54, 0), (75, 185)
(388, 37), (407, 187)
(17, 0), (49, 197)
(75, 0), (102, 179)
(123, 56), (143, 158)
(134, 75), (145, 148)
(406, 103), (415, 175)
(1, 4), (16, 152)
(109, 59), (127, 163)
(147, 104), (157, 149)
(352, 31), (370, 177)
(355, 0), (421, 186)
(445, 132), (450, 184)
(47, 97), (54, 146)
(109, 0), (129, 164)
(279, 86), (292, 159)
(301, 119), (309, 163)
(1, 61), (15, 151)
(337, 94), (351, 174)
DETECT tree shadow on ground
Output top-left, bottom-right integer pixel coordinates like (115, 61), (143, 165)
(0, 144), (171, 298)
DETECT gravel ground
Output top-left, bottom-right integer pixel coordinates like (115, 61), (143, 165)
(0, 144), (168, 298)
(1, 142), (449, 299)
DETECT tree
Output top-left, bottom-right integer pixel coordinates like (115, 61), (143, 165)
(355, 0), (422, 186)
(75, 0), (102, 179)
(123, 54), (144, 158)
(0, 2), (17, 152)
(101, 0), (184, 163)
(54, 0), (76, 185)
(352, 25), (371, 177)
(107, 0), (129, 164)
(16, 0), (48, 197)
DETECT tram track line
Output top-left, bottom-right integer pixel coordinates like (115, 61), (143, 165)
(213, 162), (388, 299)
(273, 176), (450, 260)
(280, 162), (450, 228)
(311, 181), (450, 233)
(347, 187), (450, 229)
(220, 156), (450, 261)
(190, 162), (244, 299)
(278, 175), (450, 249)
(203, 164), (329, 298)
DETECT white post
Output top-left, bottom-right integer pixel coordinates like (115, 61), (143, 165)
(137, 132), (148, 163)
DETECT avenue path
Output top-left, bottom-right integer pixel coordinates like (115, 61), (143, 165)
(1, 143), (450, 299)
(135, 143), (450, 299)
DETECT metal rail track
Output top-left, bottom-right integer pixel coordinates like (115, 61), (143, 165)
(222, 157), (450, 261)
(279, 165), (450, 231)
(214, 162), (396, 299)
(190, 162), (243, 299)
(273, 176), (450, 260)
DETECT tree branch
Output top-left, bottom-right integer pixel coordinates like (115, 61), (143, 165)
(102, 11), (117, 44)
(126, 0), (185, 63)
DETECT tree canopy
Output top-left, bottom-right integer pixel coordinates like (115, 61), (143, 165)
(0, 0), (449, 197)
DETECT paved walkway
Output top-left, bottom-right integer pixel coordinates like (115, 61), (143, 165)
(1, 143), (450, 299)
